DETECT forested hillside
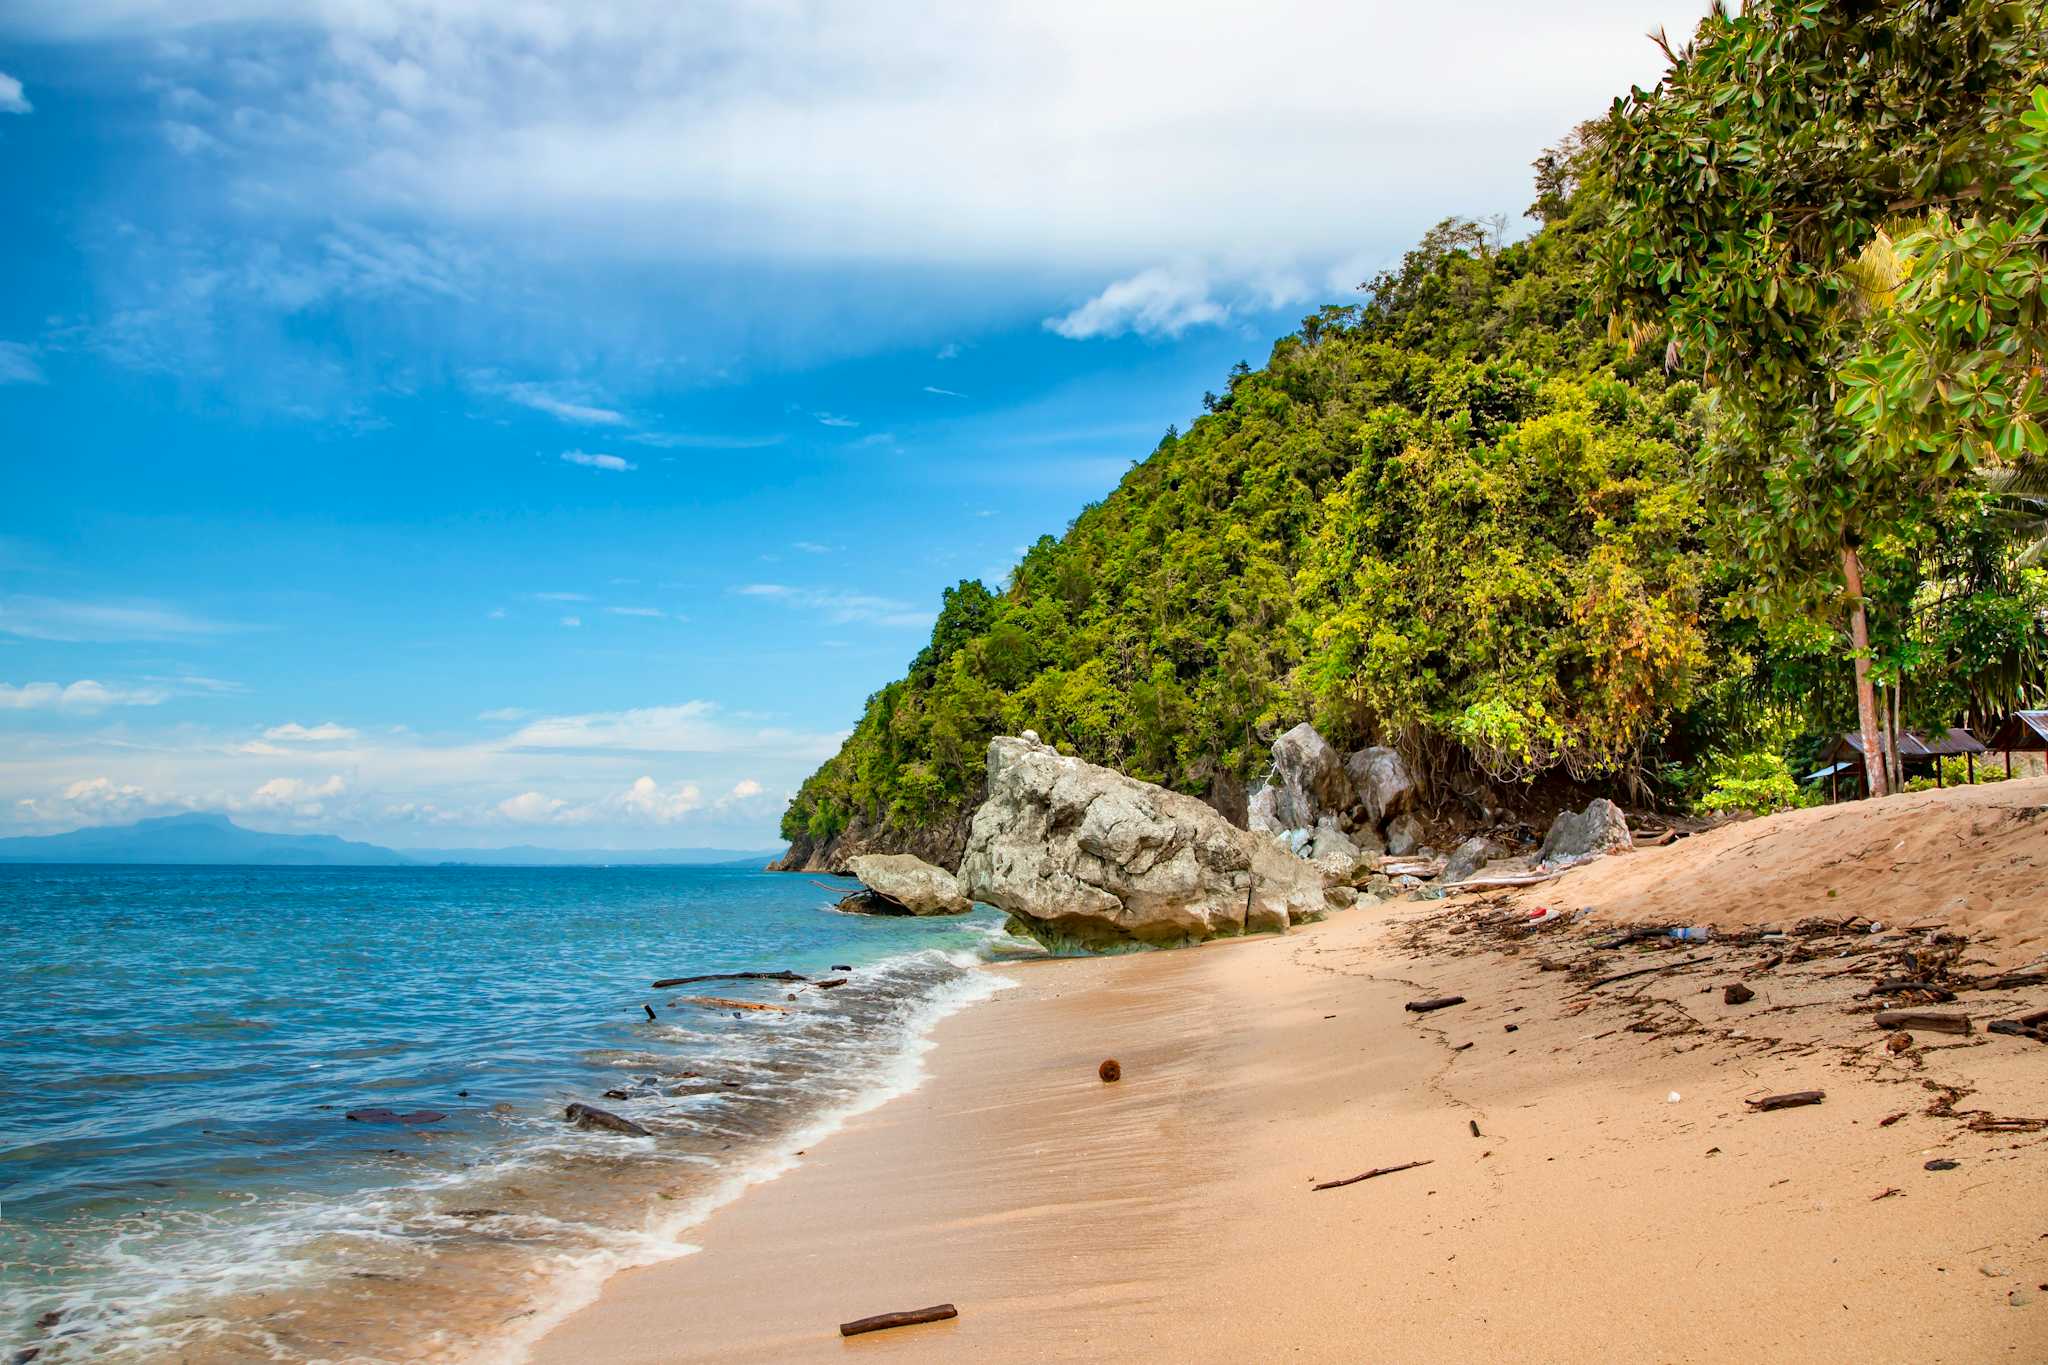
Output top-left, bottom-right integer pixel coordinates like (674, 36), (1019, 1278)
(779, 0), (2048, 873)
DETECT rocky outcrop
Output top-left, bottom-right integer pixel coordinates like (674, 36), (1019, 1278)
(958, 734), (1328, 951)
(1266, 723), (1352, 828)
(1347, 746), (1416, 827)
(1537, 799), (1633, 870)
(769, 800), (980, 874)
(842, 853), (972, 915)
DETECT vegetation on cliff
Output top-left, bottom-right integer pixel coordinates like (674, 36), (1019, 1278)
(781, 1), (2048, 867)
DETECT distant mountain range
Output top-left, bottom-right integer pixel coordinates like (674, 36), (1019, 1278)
(0, 813), (785, 868)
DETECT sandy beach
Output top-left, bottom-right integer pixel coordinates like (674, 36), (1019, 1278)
(530, 779), (2048, 1363)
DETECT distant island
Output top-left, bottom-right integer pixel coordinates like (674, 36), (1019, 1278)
(0, 813), (785, 868)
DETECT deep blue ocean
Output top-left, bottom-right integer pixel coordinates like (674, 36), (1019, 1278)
(0, 864), (1022, 1362)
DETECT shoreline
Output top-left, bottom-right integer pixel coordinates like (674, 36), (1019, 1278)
(528, 786), (2048, 1363)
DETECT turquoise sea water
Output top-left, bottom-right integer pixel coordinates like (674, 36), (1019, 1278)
(0, 864), (1021, 1362)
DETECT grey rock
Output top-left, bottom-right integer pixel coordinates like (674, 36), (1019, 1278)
(1384, 811), (1425, 857)
(958, 735), (1328, 951)
(1246, 783), (1283, 834)
(565, 1102), (651, 1137)
(1303, 825), (1371, 886)
(1442, 835), (1503, 884)
(1537, 799), (1634, 870)
(843, 852), (972, 915)
(1346, 746), (1416, 827)
(1267, 723), (1351, 828)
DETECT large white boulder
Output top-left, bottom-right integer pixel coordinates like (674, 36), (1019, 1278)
(843, 853), (972, 915)
(959, 735), (1329, 950)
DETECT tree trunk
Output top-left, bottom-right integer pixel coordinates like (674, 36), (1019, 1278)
(1842, 546), (1889, 799)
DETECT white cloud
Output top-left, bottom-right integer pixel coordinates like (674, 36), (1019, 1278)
(0, 680), (170, 710)
(496, 789), (574, 824)
(263, 721), (358, 743)
(935, 343), (960, 360)
(814, 413), (859, 428)
(1045, 264), (1227, 340)
(0, 72), (29, 115)
(603, 605), (664, 617)
(922, 385), (964, 397)
(500, 699), (841, 759)
(0, 342), (45, 385)
(469, 374), (627, 425)
(617, 775), (702, 822)
(561, 449), (635, 472)
(560, 615), (582, 627)
(734, 583), (929, 629)
(0, 3), (1710, 280)
(477, 706), (532, 721)
(534, 591), (587, 601)
(250, 773), (347, 811)
(792, 541), (832, 555)
(2, 695), (844, 843)
(22, 776), (192, 824)
(0, 596), (240, 643)
(162, 119), (219, 155)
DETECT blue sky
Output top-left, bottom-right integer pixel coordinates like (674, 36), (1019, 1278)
(0, 1), (1705, 849)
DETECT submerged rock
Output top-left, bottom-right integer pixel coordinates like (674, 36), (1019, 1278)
(958, 735), (1328, 951)
(841, 852), (972, 915)
(1538, 799), (1634, 869)
(564, 1102), (651, 1137)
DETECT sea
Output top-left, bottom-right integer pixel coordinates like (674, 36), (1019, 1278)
(0, 863), (1026, 1362)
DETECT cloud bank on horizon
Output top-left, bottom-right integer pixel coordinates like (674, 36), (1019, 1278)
(0, 1), (1710, 846)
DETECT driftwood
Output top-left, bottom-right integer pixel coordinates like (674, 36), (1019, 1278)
(807, 878), (852, 894)
(1377, 857), (1446, 878)
(1988, 1019), (2048, 1043)
(643, 1003), (657, 1022)
(840, 1304), (958, 1337)
(651, 970), (807, 989)
(1446, 872), (1561, 892)
(1313, 1159), (1433, 1191)
(1746, 1090), (1825, 1112)
(1404, 996), (1466, 1013)
(1873, 1010), (1971, 1035)
(811, 978), (848, 990)
(1584, 954), (1710, 990)
(676, 995), (789, 1013)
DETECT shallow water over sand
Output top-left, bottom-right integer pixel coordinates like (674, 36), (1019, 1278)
(0, 864), (1023, 1362)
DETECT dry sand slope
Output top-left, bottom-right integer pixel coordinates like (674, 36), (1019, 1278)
(1518, 777), (2048, 968)
(530, 780), (2048, 1365)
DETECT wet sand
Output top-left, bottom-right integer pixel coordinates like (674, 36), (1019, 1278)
(530, 835), (2048, 1363)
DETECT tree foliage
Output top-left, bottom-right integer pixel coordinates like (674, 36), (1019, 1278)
(781, 4), (2048, 857)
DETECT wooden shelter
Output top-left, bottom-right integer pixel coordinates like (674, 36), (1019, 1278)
(1816, 727), (1987, 800)
(1983, 710), (2048, 778)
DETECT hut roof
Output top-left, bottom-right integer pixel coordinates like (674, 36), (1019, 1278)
(1985, 710), (2048, 752)
(1826, 727), (1985, 763)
